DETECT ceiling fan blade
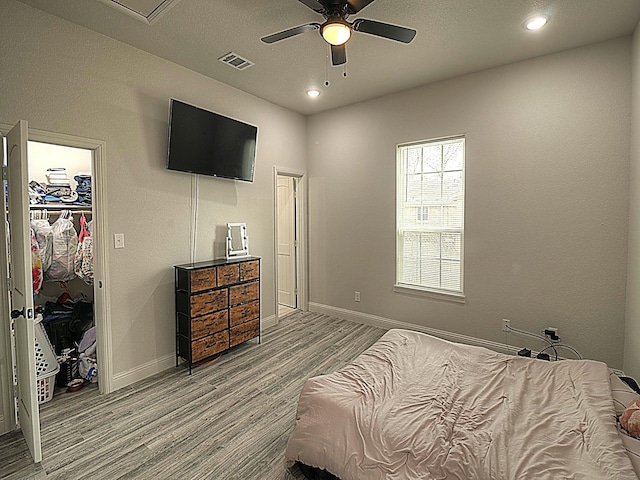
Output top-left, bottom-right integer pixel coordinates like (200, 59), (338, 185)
(331, 44), (347, 66)
(346, 0), (376, 14)
(297, 0), (325, 13)
(352, 18), (416, 43)
(261, 23), (320, 44)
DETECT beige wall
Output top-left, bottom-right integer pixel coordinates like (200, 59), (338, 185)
(1, 0), (636, 382)
(625, 24), (640, 380)
(0, 1), (307, 379)
(307, 38), (631, 369)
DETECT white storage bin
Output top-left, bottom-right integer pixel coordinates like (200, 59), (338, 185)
(35, 318), (60, 404)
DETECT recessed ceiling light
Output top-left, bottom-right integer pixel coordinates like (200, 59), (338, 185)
(525, 15), (549, 31)
(307, 89), (320, 98)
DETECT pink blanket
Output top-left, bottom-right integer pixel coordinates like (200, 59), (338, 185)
(285, 329), (637, 479)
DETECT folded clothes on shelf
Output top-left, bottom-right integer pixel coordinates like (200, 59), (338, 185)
(28, 172), (93, 207)
(46, 167), (70, 186)
(28, 181), (46, 204)
(74, 174), (92, 206)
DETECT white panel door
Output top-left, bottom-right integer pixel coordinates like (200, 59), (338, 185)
(277, 176), (296, 308)
(0, 132), (15, 435)
(5, 121), (41, 462)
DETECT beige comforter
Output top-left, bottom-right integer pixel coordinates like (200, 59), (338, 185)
(285, 329), (637, 479)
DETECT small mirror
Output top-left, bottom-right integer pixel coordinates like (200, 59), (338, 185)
(226, 223), (249, 259)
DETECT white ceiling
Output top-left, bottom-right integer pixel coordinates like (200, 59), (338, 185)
(17, 0), (640, 115)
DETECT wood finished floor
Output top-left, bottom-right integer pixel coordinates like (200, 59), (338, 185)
(0, 312), (386, 479)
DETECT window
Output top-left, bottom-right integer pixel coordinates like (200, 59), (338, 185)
(396, 136), (465, 297)
(416, 206), (429, 223)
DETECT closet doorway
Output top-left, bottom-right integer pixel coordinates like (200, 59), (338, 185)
(0, 121), (112, 462)
(28, 141), (99, 396)
(274, 167), (307, 322)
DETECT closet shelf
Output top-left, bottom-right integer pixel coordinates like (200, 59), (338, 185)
(30, 204), (91, 210)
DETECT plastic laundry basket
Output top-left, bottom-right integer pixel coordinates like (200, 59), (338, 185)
(35, 317), (60, 404)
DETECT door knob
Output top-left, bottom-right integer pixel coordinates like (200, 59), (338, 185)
(10, 308), (25, 319)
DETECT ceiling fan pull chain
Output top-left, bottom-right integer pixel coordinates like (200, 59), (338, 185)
(325, 45), (330, 86)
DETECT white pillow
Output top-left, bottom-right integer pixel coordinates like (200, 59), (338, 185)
(611, 371), (638, 416)
(618, 424), (640, 477)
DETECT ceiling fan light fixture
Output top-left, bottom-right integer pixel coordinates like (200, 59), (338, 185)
(322, 20), (351, 46)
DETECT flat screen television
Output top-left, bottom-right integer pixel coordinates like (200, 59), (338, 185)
(167, 99), (257, 182)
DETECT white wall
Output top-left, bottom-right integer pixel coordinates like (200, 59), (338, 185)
(0, 0), (307, 381)
(625, 24), (640, 380)
(308, 38), (631, 369)
(28, 142), (92, 191)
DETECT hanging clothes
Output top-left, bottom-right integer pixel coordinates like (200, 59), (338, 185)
(46, 211), (78, 282)
(74, 213), (93, 285)
(30, 227), (43, 295)
(31, 215), (53, 273)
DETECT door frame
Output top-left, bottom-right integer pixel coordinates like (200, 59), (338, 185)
(273, 166), (308, 323)
(276, 175), (297, 308)
(0, 123), (114, 436)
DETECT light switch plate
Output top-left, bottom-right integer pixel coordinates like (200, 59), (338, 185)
(114, 233), (125, 249)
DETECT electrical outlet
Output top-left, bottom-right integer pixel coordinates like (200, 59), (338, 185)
(544, 327), (559, 341)
(502, 318), (511, 332)
(354, 291), (361, 302)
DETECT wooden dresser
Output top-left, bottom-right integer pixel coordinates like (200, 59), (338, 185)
(174, 257), (260, 373)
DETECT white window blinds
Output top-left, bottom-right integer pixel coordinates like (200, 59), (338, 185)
(397, 136), (465, 295)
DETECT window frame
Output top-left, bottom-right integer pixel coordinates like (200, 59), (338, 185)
(395, 135), (466, 302)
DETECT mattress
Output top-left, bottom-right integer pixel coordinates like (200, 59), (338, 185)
(285, 329), (638, 479)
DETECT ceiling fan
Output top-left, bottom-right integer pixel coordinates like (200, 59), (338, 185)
(261, 0), (417, 66)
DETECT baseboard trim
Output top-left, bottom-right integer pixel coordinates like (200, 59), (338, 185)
(309, 302), (524, 357)
(113, 315), (277, 391)
(262, 314), (277, 330)
(112, 353), (176, 391)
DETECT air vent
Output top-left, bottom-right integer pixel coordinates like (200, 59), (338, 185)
(218, 52), (255, 71)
